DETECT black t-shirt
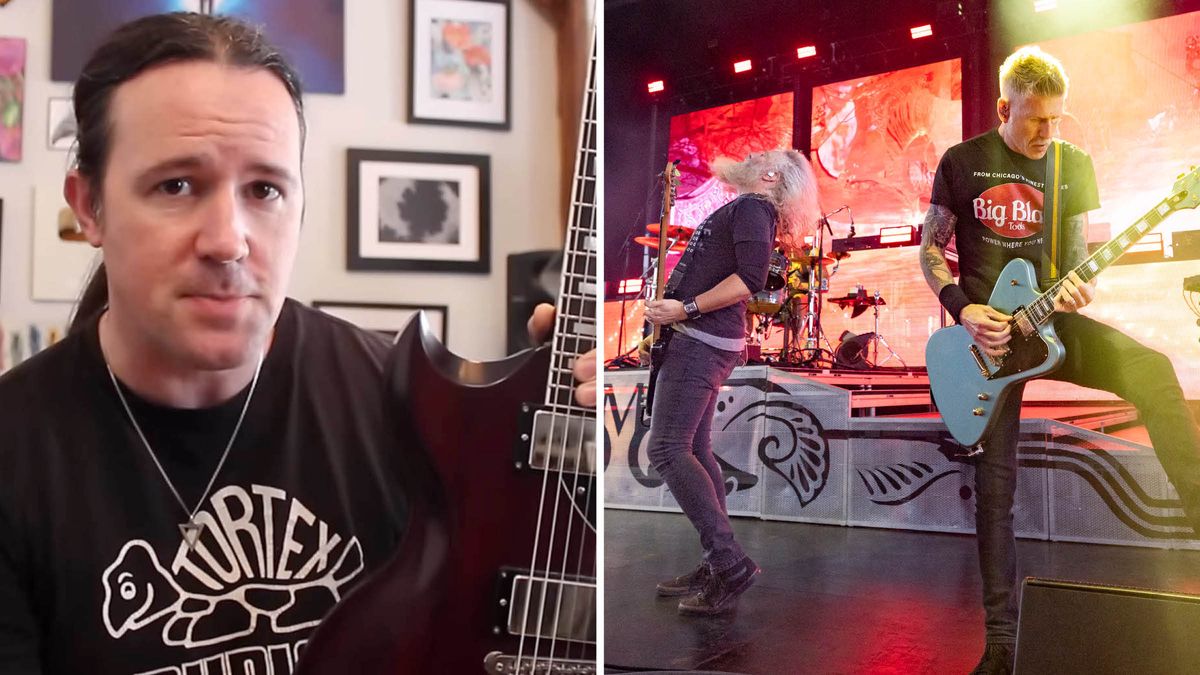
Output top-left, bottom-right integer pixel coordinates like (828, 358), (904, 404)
(668, 194), (777, 341)
(0, 299), (407, 674)
(930, 129), (1100, 303)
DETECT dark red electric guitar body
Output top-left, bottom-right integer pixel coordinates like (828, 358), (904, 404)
(297, 32), (599, 675)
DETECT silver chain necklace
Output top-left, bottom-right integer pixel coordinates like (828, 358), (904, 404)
(105, 352), (265, 549)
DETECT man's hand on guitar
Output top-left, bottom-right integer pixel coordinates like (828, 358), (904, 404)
(1052, 271), (1095, 314)
(527, 303), (597, 406)
(644, 299), (686, 326)
(961, 304), (1013, 358)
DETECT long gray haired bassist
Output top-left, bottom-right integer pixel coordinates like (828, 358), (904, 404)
(641, 149), (820, 616)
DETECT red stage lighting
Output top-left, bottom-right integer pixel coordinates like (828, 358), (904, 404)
(733, 59), (752, 73)
(910, 24), (933, 39)
(796, 45), (817, 59)
(618, 278), (644, 295)
(647, 80), (664, 94)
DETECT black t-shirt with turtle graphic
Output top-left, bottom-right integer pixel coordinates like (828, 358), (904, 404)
(930, 128), (1100, 303)
(0, 300), (408, 674)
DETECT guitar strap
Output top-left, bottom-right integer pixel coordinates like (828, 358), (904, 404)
(662, 220), (709, 298)
(1040, 140), (1065, 288)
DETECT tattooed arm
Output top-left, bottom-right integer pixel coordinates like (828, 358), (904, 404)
(919, 203), (1013, 356)
(1061, 212), (1090, 272)
(919, 204), (957, 295)
(1050, 211), (1098, 314)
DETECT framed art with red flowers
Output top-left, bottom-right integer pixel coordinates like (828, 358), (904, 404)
(408, 0), (510, 130)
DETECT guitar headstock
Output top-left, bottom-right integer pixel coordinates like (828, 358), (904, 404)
(1171, 165), (1200, 211)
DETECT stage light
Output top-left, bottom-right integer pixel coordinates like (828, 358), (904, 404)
(618, 278), (644, 295)
(733, 59), (752, 73)
(1127, 232), (1163, 254)
(879, 225), (916, 245)
(647, 80), (664, 94)
(910, 24), (933, 39)
(1034, 0), (1057, 11)
(796, 45), (817, 59)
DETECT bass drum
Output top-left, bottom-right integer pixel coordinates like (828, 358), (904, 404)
(747, 288), (786, 315)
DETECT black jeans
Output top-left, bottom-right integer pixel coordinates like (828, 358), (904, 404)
(974, 313), (1200, 643)
(646, 332), (746, 573)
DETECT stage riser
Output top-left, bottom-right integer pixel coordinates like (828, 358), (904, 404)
(603, 367), (1199, 550)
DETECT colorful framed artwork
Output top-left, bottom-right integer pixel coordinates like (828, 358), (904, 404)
(312, 301), (448, 343)
(47, 97), (74, 150)
(409, 0), (510, 129)
(346, 148), (491, 273)
(0, 37), (25, 162)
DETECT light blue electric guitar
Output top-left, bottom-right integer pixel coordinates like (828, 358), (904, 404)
(927, 165), (1200, 449)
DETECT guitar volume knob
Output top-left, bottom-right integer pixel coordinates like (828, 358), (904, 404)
(977, 393), (990, 401)
(972, 408), (985, 416)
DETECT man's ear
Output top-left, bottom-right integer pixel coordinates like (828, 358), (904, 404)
(64, 170), (103, 247)
(997, 97), (1010, 123)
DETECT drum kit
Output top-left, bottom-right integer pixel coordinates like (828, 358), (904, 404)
(632, 209), (907, 369)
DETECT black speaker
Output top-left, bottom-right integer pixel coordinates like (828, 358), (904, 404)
(1015, 577), (1200, 674)
(833, 330), (875, 369)
(506, 250), (561, 354)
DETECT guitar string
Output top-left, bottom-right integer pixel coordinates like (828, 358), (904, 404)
(519, 37), (598, 674)
(540, 164), (598, 670)
(551, 44), (599, 672)
(547, 206), (597, 667)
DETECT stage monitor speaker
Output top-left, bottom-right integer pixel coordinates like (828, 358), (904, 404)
(833, 330), (874, 369)
(506, 250), (561, 354)
(1015, 577), (1200, 674)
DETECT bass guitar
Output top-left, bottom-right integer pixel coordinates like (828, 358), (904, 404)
(927, 165), (1200, 448)
(640, 161), (681, 426)
(296, 32), (599, 675)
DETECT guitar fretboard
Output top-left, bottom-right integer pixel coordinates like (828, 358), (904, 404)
(545, 47), (597, 416)
(1024, 191), (1189, 326)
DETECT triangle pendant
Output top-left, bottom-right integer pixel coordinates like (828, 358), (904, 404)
(179, 521), (204, 549)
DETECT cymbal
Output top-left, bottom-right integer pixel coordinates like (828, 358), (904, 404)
(829, 292), (886, 318)
(793, 251), (840, 265)
(646, 222), (695, 239)
(634, 235), (687, 252)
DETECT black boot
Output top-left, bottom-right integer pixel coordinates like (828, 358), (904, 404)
(678, 555), (760, 616)
(969, 642), (1014, 675)
(656, 563), (710, 597)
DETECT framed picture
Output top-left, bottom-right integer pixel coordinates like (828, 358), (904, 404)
(46, 97), (74, 150)
(408, 0), (510, 129)
(347, 148), (491, 273)
(0, 37), (25, 162)
(312, 301), (448, 343)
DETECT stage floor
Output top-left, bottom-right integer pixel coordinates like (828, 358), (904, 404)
(604, 509), (1200, 675)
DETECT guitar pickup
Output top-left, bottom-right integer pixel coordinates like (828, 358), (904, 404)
(493, 567), (597, 645)
(515, 405), (596, 475)
(484, 652), (596, 675)
(968, 344), (991, 378)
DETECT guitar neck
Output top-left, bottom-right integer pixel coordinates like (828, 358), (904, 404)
(546, 37), (597, 417)
(1025, 191), (1188, 326)
(651, 164), (677, 341)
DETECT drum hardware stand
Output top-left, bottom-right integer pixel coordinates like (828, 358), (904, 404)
(863, 288), (906, 368)
(783, 207), (850, 367)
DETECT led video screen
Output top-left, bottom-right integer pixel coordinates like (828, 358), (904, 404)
(810, 58), (963, 237)
(666, 92), (795, 229)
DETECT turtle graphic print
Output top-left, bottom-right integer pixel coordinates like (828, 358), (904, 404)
(100, 484), (363, 651)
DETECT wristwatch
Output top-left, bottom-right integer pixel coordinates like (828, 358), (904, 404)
(682, 298), (702, 321)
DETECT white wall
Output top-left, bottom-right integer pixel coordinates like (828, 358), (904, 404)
(0, 0), (565, 363)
